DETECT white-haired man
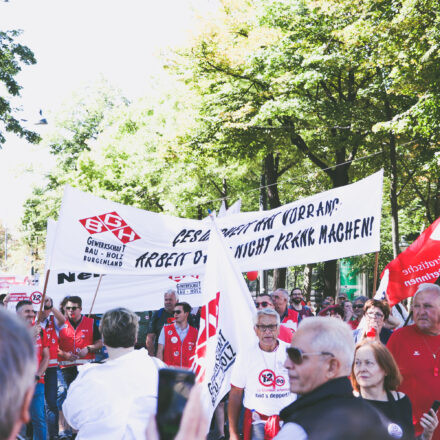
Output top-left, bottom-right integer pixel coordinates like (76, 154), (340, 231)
(387, 283), (440, 440)
(271, 289), (299, 332)
(146, 289), (178, 356)
(274, 317), (390, 439)
(0, 308), (37, 440)
(228, 308), (295, 440)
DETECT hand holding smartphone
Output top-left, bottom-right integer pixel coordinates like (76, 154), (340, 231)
(156, 368), (195, 440)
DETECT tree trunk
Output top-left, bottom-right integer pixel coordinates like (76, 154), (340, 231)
(389, 137), (400, 257)
(264, 153), (287, 290)
(303, 264), (313, 301)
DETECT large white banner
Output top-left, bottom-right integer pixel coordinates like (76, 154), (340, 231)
(50, 171), (383, 276)
(191, 217), (256, 421)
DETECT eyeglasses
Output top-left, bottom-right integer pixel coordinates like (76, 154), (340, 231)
(353, 305), (364, 309)
(366, 312), (384, 319)
(65, 306), (79, 311)
(255, 301), (271, 308)
(255, 324), (278, 332)
(286, 347), (335, 365)
(173, 310), (182, 315)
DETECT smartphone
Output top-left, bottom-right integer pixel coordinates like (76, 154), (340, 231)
(156, 368), (195, 440)
(431, 400), (440, 413)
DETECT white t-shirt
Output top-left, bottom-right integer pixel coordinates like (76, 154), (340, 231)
(230, 339), (296, 415)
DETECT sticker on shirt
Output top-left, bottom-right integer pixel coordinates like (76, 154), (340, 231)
(168, 330), (173, 335)
(388, 423), (403, 438)
(188, 343), (194, 351)
(173, 351), (180, 357)
(413, 350), (421, 356)
(171, 336), (178, 343)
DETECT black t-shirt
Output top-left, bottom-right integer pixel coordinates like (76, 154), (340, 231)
(148, 308), (174, 339)
(362, 392), (415, 439)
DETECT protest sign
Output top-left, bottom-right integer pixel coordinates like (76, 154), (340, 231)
(191, 216), (256, 421)
(44, 220), (204, 313)
(379, 216), (440, 307)
(5, 286), (43, 311)
(49, 170), (383, 276)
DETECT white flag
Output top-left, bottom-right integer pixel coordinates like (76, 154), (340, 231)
(191, 216), (257, 420)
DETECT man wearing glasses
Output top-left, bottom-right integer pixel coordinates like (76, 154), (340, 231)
(157, 301), (198, 368)
(228, 308), (295, 440)
(255, 294), (294, 343)
(58, 296), (102, 389)
(274, 317), (389, 439)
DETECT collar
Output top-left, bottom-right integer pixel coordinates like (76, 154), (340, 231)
(280, 377), (353, 421)
(69, 315), (83, 328)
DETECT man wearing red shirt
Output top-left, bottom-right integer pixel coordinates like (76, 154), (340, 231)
(271, 289), (299, 332)
(387, 283), (440, 440)
(16, 300), (50, 440)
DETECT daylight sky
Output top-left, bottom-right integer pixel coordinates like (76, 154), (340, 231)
(0, 0), (214, 231)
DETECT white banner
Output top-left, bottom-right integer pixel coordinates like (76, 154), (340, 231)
(44, 220), (204, 313)
(191, 216), (256, 420)
(5, 286), (43, 311)
(49, 171), (383, 276)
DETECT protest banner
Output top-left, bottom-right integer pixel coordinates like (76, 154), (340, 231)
(49, 170), (383, 276)
(378, 216), (440, 307)
(191, 216), (256, 421)
(5, 286), (43, 311)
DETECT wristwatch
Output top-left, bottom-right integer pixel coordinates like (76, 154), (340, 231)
(87, 346), (92, 354)
(35, 375), (41, 382)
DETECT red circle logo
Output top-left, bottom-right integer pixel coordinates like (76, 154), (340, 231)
(30, 291), (43, 304)
(259, 369), (276, 387)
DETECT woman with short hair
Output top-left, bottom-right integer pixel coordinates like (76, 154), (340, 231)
(352, 339), (438, 440)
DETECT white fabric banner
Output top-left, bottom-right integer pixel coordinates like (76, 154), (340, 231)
(49, 171), (383, 276)
(191, 216), (257, 421)
(44, 220), (204, 313)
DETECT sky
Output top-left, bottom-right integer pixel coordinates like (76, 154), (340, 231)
(0, 0), (215, 231)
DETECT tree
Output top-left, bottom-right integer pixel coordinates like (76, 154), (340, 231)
(0, 29), (39, 147)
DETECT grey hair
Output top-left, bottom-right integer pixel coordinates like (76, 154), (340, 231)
(414, 283), (440, 302)
(272, 289), (289, 300)
(100, 308), (139, 348)
(296, 317), (355, 375)
(0, 309), (36, 439)
(164, 289), (178, 299)
(253, 308), (280, 326)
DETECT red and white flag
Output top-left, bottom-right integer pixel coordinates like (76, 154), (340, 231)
(191, 216), (256, 420)
(379, 217), (440, 307)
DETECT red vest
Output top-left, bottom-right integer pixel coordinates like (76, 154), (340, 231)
(35, 328), (48, 384)
(163, 323), (198, 368)
(58, 316), (95, 367)
(44, 315), (59, 368)
(281, 309), (299, 332)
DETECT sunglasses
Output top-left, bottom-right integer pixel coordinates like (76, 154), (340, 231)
(353, 304), (364, 309)
(173, 310), (182, 315)
(366, 312), (384, 319)
(65, 306), (79, 311)
(255, 301), (270, 308)
(286, 347), (335, 365)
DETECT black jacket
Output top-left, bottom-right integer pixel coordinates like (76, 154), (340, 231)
(279, 377), (394, 440)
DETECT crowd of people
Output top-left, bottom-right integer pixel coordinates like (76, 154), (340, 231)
(0, 282), (439, 440)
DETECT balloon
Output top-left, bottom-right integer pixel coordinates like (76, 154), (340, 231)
(246, 271), (258, 281)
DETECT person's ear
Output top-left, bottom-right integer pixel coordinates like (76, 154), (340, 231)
(326, 357), (341, 379)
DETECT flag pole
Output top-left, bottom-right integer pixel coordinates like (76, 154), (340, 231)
(37, 269), (50, 323)
(88, 274), (103, 317)
(372, 251), (379, 298)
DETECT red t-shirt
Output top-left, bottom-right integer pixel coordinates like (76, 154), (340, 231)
(278, 324), (294, 344)
(35, 328), (50, 384)
(387, 324), (440, 439)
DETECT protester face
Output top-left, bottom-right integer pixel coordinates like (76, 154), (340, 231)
(344, 302), (353, 317)
(364, 306), (385, 333)
(17, 304), (35, 326)
(353, 345), (385, 392)
(254, 296), (274, 310)
(271, 291), (288, 314)
(254, 314), (280, 350)
(173, 305), (187, 325)
(65, 301), (82, 322)
(291, 289), (303, 305)
(325, 296), (334, 305)
(285, 332), (331, 395)
(337, 295), (347, 305)
(353, 300), (365, 319)
(164, 293), (177, 313)
(413, 290), (440, 335)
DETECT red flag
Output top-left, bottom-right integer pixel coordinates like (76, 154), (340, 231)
(382, 217), (440, 306)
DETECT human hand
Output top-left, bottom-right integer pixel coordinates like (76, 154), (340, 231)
(77, 347), (89, 358)
(146, 385), (208, 440)
(31, 324), (42, 339)
(421, 409), (439, 439)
